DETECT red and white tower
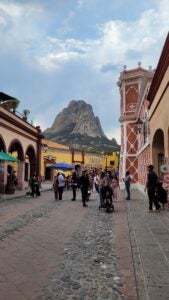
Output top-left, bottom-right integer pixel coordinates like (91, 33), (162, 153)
(118, 63), (154, 188)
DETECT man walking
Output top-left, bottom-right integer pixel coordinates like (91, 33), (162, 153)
(57, 172), (65, 200)
(79, 170), (89, 207)
(145, 165), (160, 211)
(124, 170), (131, 200)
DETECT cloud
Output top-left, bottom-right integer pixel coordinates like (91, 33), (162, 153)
(100, 63), (121, 73)
(0, 0), (169, 143)
(106, 127), (121, 145)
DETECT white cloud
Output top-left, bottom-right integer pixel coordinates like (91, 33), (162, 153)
(37, 51), (81, 71)
(0, 0), (168, 74)
(0, 0), (169, 137)
(33, 0), (169, 72)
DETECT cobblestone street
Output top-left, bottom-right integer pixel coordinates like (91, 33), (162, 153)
(1, 188), (169, 299)
(0, 189), (136, 300)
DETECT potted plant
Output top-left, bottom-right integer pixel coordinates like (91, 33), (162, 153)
(23, 109), (30, 121)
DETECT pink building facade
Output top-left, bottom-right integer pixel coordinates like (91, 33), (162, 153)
(118, 63), (154, 190)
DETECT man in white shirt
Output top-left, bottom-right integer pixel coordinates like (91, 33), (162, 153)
(94, 174), (99, 193)
(57, 172), (65, 200)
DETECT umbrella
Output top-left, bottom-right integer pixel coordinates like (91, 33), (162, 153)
(49, 162), (74, 171)
(0, 151), (19, 162)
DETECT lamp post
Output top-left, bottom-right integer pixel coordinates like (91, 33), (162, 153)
(136, 118), (143, 133)
(41, 144), (48, 152)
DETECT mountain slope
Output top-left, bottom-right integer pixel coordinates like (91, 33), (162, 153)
(43, 100), (120, 152)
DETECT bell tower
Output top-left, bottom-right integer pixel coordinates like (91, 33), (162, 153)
(118, 62), (146, 187)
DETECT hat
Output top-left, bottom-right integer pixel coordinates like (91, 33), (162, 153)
(147, 164), (154, 170)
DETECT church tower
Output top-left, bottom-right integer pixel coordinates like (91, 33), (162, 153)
(118, 63), (152, 187)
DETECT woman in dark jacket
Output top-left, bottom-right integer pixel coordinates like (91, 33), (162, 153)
(71, 172), (78, 201)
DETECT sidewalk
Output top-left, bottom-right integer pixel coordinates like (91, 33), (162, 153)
(125, 189), (169, 300)
(0, 181), (53, 201)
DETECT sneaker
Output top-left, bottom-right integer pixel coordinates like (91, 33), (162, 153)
(83, 204), (88, 207)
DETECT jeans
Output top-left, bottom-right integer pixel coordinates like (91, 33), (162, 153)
(99, 186), (104, 207)
(72, 185), (77, 200)
(95, 183), (99, 193)
(125, 184), (130, 200)
(81, 189), (88, 206)
(58, 186), (64, 200)
(147, 189), (160, 210)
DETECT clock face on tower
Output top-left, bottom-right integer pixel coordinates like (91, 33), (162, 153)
(127, 103), (136, 111)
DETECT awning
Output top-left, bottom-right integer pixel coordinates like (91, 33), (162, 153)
(0, 151), (19, 162)
(49, 162), (74, 170)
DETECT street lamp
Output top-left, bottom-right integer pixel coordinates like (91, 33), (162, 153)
(136, 118), (143, 133)
(41, 144), (48, 152)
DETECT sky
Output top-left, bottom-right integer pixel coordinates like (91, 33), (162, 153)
(0, 0), (169, 144)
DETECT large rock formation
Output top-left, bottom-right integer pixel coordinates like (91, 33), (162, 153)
(43, 100), (120, 152)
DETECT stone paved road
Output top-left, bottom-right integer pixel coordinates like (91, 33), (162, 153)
(0, 190), (137, 300)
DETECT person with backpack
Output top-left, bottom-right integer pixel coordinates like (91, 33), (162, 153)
(145, 165), (160, 211)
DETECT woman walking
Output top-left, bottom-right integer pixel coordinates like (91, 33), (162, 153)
(124, 171), (131, 200)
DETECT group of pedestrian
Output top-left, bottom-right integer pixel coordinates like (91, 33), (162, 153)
(93, 170), (119, 210)
(53, 170), (90, 207)
(123, 165), (167, 211)
(145, 164), (167, 211)
(51, 164), (167, 212)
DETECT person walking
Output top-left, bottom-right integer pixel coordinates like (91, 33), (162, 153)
(57, 172), (65, 200)
(71, 171), (78, 201)
(124, 171), (131, 200)
(111, 175), (118, 199)
(30, 173), (40, 198)
(53, 174), (58, 200)
(145, 165), (160, 211)
(98, 171), (105, 209)
(94, 173), (99, 193)
(79, 170), (89, 207)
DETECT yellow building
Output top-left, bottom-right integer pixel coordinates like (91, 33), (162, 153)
(41, 139), (120, 180)
(102, 152), (119, 172)
(147, 33), (169, 175)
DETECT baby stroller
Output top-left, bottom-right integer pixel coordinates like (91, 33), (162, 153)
(101, 185), (114, 213)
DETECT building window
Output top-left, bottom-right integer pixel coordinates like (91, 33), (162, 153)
(110, 160), (115, 166)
